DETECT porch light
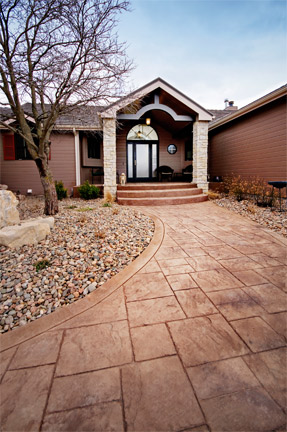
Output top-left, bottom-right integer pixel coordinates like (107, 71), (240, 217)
(146, 118), (151, 125)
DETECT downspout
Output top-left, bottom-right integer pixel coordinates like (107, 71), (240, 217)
(73, 128), (81, 186)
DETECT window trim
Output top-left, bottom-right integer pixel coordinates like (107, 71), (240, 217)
(81, 134), (103, 167)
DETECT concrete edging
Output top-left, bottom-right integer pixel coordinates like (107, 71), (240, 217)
(0, 212), (164, 351)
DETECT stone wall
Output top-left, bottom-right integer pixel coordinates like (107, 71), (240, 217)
(103, 118), (117, 198)
(193, 121), (209, 192)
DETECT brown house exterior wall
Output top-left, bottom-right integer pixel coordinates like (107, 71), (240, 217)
(0, 131), (76, 195)
(208, 96), (287, 182)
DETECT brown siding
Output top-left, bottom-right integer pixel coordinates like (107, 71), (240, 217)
(0, 131), (76, 195)
(209, 97), (287, 182)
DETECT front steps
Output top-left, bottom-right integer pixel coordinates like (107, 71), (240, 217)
(117, 183), (208, 206)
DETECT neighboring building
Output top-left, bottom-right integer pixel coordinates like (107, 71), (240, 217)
(208, 85), (287, 182)
(0, 79), (286, 198)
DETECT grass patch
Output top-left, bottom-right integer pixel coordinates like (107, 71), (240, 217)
(34, 259), (51, 272)
(76, 207), (93, 212)
(102, 202), (112, 207)
(64, 205), (77, 209)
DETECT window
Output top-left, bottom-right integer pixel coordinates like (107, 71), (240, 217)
(167, 144), (177, 154)
(14, 134), (32, 160)
(87, 135), (101, 159)
(3, 132), (50, 161)
(185, 139), (193, 161)
(82, 132), (102, 167)
(127, 124), (158, 141)
(3, 133), (32, 160)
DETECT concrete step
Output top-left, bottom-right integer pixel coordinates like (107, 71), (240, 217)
(117, 188), (203, 198)
(117, 194), (208, 206)
(117, 182), (197, 191)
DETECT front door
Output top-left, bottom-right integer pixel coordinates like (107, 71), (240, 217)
(127, 141), (158, 181)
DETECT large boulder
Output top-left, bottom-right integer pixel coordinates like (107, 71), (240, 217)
(0, 217), (54, 248)
(0, 190), (20, 229)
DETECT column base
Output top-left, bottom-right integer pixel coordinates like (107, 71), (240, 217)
(196, 182), (209, 194)
(104, 184), (117, 200)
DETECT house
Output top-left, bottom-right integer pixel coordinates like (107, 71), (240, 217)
(0, 78), (214, 200)
(208, 84), (287, 182)
(1, 78), (286, 201)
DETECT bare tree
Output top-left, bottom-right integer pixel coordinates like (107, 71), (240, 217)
(0, 0), (132, 214)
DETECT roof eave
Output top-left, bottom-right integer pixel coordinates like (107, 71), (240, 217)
(209, 84), (287, 131)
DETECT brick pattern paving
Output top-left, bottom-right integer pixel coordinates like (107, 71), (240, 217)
(1, 202), (286, 431)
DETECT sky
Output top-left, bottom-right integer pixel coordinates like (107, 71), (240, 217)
(117, 0), (287, 109)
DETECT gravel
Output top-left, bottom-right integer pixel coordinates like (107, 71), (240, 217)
(213, 195), (287, 238)
(0, 197), (154, 333)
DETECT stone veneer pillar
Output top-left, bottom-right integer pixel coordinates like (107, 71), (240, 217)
(103, 118), (117, 199)
(193, 120), (209, 193)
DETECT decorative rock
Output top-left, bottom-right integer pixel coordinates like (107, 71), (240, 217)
(88, 283), (97, 293)
(0, 218), (52, 248)
(0, 190), (20, 229)
(0, 197), (154, 333)
(29, 216), (55, 229)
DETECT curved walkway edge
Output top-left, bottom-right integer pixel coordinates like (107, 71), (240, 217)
(0, 213), (164, 351)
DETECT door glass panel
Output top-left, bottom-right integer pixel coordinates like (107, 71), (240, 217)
(152, 144), (157, 177)
(136, 144), (149, 178)
(127, 143), (133, 178)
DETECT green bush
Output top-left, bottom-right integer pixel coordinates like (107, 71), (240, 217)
(78, 181), (100, 200)
(55, 180), (68, 200)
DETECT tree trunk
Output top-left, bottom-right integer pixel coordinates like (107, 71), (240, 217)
(35, 158), (59, 215)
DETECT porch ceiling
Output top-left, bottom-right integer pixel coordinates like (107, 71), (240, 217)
(139, 109), (192, 137)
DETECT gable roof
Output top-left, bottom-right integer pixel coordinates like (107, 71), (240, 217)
(100, 77), (213, 121)
(209, 84), (287, 131)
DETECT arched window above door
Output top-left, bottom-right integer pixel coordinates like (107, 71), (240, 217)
(127, 124), (158, 141)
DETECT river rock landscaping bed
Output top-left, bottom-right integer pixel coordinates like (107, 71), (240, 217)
(0, 197), (154, 333)
(213, 195), (287, 238)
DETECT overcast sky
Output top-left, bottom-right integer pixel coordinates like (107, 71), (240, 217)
(118, 0), (286, 110)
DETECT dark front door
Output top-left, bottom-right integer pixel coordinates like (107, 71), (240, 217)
(127, 141), (158, 181)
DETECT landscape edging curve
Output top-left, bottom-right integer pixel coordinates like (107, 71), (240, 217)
(0, 211), (164, 351)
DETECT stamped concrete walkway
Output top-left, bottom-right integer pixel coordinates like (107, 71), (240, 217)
(0, 202), (286, 432)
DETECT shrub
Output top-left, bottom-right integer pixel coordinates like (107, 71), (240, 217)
(208, 191), (220, 200)
(104, 191), (114, 203)
(223, 174), (276, 208)
(55, 180), (68, 200)
(223, 174), (248, 201)
(78, 181), (100, 200)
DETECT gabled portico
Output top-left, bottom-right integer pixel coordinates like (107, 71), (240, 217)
(100, 78), (213, 198)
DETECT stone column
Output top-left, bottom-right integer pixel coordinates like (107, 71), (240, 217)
(193, 120), (209, 193)
(103, 118), (117, 199)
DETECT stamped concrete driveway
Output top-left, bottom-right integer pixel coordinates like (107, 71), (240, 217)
(0, 201), (286, 432)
